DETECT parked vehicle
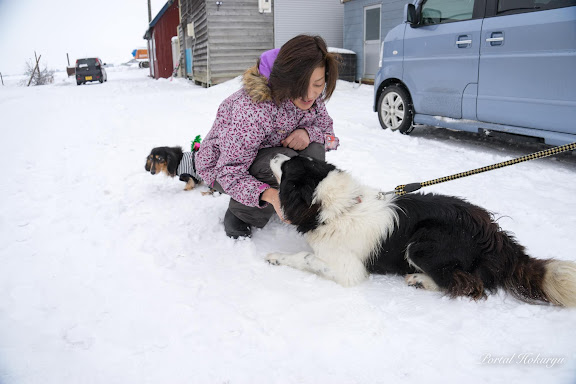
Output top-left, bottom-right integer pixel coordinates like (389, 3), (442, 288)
(132, 48), (150, 68)
(75, 58), (107, 85)
(374, 0), (576, 146)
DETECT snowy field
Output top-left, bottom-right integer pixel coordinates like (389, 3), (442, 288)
(1, 66), (575, 384)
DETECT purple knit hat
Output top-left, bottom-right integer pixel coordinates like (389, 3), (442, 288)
(258, 48), (280, 79)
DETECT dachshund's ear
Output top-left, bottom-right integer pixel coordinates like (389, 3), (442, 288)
(166, 152), (178, 175)
(145, 155), (152, 172)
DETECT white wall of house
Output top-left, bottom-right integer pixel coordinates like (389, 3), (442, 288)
(274, 0), (344, 49)
(343, 0), (405, 80)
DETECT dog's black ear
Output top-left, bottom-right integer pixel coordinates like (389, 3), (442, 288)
(280, 180), (315, 207)
(145, 155), (152, 172)
(279, 179), (322, 233)
(166, 152), (178, 175)
(301, 184), (316, 207)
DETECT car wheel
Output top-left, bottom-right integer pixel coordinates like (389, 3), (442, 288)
(77, 81), (81, 86)
(99, 77), (104, 83)
(377, 85), (414, 134)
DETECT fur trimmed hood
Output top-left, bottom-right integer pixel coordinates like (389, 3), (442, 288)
(242, 65), (272, 103)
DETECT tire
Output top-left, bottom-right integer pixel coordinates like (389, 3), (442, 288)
(99, 77), (104, 83)
(377, 85), (414, 134)
(77, 81), (81, 86)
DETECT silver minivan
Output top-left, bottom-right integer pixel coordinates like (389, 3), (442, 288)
(374, 0), (576, 145)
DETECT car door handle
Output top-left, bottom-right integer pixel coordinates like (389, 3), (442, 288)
(456, 35), (472, 48)
(486, 32), (504, 46)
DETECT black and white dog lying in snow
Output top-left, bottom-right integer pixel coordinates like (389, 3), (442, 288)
(266, 154), (576, 307)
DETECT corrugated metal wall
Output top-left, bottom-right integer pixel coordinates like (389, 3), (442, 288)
(343, 0), (405, 80)
(274, 0), (344, 49)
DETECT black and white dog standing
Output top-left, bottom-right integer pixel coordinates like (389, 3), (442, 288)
(266, 155), (576, 307)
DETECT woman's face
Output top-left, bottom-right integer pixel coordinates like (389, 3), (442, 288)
(293, 66), (326, 110)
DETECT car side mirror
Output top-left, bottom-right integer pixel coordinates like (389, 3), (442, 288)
(405, 4), (417, 26)
(421, 8), (441, 25)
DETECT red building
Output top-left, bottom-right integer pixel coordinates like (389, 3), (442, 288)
(143, 0), (180, 79)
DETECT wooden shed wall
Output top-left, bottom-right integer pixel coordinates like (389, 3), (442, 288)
(205, 0), (274, 85)
(180, 0), (209, 84)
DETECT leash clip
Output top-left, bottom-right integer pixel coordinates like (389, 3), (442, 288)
(378, 183), (422, 199)
(377, 191), (395, 200)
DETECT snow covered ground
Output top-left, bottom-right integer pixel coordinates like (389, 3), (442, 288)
(1, 67), (575, 384)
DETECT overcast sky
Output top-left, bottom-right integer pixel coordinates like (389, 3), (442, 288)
(0, 0), (167, 75)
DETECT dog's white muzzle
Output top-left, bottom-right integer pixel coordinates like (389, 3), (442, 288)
(270, 154), (291, 183)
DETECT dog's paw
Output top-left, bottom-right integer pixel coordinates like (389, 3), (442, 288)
(201, 188), (221, 197)
(405, 273), (440, 292)
(183, 179), (196, 191)
(265, 253), (284, 266)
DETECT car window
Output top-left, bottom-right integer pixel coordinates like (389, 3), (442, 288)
(421, 0), (476, 25)
(76, 58), (98, 68)
(498, 0), (576, 15)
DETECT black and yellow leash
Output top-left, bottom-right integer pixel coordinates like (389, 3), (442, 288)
(379, 141), (576, 198)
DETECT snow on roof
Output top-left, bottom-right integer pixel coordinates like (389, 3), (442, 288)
(328, 47), (356, 55)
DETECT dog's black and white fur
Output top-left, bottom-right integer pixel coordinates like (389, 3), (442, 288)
(145, 146), (203, 191)
(266, 155), (576, 307)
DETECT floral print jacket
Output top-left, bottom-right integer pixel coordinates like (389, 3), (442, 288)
(195, 65), (339, 207)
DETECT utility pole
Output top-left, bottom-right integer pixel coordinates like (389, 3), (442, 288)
(148, 0), (152, 22)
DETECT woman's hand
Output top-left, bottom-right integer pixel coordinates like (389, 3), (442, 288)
(281, 129), (310, 151)
(261, 188), (290, 223)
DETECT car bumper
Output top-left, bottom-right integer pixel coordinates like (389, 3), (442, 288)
(76, 74), (102, 82)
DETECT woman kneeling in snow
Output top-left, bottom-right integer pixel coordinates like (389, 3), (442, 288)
(195, 34), (341, 238)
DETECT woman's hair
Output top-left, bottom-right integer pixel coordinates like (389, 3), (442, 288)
(268, 35), (340, 104)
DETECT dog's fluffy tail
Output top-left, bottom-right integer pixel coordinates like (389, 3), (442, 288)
(541, 260), (576, 307)
(505, 256), (576, 307)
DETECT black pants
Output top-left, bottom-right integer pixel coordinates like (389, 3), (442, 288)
(213, 143), (325, 228)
